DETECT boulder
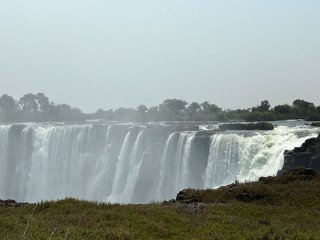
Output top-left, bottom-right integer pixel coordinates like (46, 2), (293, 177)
(311, 122), (320, 127)
(282, 134), (320, 172)
(176, 190), (195, 203)
(219, 122), (274, 131)
(0, 199), (28, 207)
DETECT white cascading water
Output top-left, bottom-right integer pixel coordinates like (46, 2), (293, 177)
(156, 133), (176, 200)
(108, 130), (133, 200)
(204, 134), (239, 188)
(204, 125), (319, 188)
(108, 129), (145, 203)
(175, 132), (196, 192)
(87, 125), (112, 200)
(0, 126), (10, 194)
(115, 130), (145, 203)
(0, 122), (318, 203)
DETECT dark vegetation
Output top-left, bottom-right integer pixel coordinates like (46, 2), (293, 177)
(0, 93), (83, 122)
(176, 168), (319, 205)
(1, 168), (320, 239)
(219, 122), (274, 131)
(1, 93), (320, 122)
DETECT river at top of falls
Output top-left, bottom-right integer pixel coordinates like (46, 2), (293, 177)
(0, 121), (319, 203)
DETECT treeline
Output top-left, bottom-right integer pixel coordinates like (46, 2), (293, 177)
(88, 99), (320, 122)
(1, 93), (320, 122)
(245, 99), (320, 122)
(0, 93), (84, 122)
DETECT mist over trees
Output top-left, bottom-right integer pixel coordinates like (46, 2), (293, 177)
(0, 93), (320, 123)
(0, 93), (84, 122)
(89, 98), (320, 122)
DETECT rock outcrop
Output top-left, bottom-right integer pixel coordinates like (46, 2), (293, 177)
(0, 199), (29, 207)
(282, 134), (320, 172)
(311, 122), (320, 127)
(219, 122), (274, 131)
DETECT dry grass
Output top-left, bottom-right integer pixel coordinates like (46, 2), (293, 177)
(1, 172), (320, 239)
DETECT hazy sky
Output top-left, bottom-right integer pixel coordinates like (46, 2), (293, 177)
(0, 0), (319, 112)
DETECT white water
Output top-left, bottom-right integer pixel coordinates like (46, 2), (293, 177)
(204, 126), (319, 188)
(109, 130), (133, 199)
(175, 132), (196, 192)
(0, 122), (318, 203)
(156, 133), (176, 199)
(108, 130), (145, 203)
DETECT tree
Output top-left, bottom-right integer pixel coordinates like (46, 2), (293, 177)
(292, 99), (315, 118)
(187, 102), (201, 113)
(51, 104), (83, 121)
(159, 99), (188, 114)
(245, 112), (259, 123)
(114, 108), (136, 120)
(36, 93), (50, 112)
(95, 108), (105, 119)
(148, 106), (159, 113)
(19, 94), (38, 112)
(274, 104), (292, 115)
(201, 101), (221, 113)
(252, 100), (270, 112)
(137, 105), (148, 114)
(0, 94), (18, 111)
(136, 105), (148, 121)
(260, 100), (270, 111)
(293, 99), (315, 109)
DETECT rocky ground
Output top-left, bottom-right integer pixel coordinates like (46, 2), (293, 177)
(311, 122), (320, 127)
(0, 199), (29, 207)
(282, 133), (320, 172)
(219, 122), (274, 131)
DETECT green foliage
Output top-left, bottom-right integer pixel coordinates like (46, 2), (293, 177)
(201, 101), (222, 113)
(159, 99), (188, 114)
(274, 104), (292, 115)
(19, 93), (39, 112)
(1, 94), (320, 123)
(252, 100), (271, 112)
(186, 102), (201, 113)
(292, 99), (316, 118)
(0, 93), (84, 122)
(0, 94), (18, 111)
(91, 98), (320, 122)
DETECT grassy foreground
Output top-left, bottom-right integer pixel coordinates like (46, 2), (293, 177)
(1, 170), (320, 240)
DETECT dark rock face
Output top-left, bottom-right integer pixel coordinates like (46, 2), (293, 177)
(176, 190), (195, 203)
(282, 134), (320, 172)
(219, 122), (274, 131)
(0, 199), (28, 207)
(164, 122), (199, 132)
(311, 122), (320, 127)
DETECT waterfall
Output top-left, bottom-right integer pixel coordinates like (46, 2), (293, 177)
(204, 125), (319, 188)
(116, 130), (145, 203)
(156, 133), (176, 199)
(0, 122), (318, 203)
(0, 126), (10, 196)
(204, 134), (240, 188)
(87, 125), (112, 200)
(175, 132), (196, 192)
(108, 130), (133, 200)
